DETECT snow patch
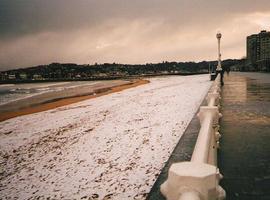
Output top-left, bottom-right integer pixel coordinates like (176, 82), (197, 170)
(0, 75), (211, 199)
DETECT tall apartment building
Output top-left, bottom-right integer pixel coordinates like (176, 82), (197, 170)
(246, 30), (270, 71)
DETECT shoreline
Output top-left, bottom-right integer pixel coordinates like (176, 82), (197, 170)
(0, 72), (208, 84)
(0, 79), (149, 122)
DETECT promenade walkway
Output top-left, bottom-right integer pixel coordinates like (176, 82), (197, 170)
(219, 72), (270, 200)
(148, 72), (270, 200)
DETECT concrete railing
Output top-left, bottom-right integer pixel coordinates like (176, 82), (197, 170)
(161, 74), (226, 200)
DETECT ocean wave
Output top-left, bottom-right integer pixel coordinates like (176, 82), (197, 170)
(0, 84), (15, 88)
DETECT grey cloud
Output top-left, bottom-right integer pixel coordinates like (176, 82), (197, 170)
(2, 0), (270, 38)
(0, 0), (270, 70)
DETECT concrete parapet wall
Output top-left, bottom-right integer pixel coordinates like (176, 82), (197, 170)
(161, 74), (226, 200)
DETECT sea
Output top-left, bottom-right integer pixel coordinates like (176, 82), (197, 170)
(0, 80), (129, 113)
(0, 81), (99, 106)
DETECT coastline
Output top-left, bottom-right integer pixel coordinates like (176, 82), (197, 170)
(0, 79), (149, 122)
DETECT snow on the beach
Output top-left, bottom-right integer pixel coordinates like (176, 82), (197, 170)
(0, 75), (211, 200)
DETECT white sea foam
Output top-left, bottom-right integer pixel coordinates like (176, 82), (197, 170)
(0, 84), (15, 88)
(0, 81), (100, 106)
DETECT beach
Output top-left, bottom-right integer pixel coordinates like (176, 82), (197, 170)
(0, 75), (211, 199)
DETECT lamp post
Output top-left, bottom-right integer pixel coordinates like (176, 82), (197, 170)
(216, 32), (224, 85)
(216, 32), (222, 71)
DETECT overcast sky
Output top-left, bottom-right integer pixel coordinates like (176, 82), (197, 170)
(0, 0), (270, 70)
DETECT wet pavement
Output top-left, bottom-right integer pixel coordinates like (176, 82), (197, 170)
(219, 72), (270, 200)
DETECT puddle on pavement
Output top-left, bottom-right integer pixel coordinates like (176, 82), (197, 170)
(219, 72), (270, 200)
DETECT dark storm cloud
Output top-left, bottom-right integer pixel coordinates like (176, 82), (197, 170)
(1, 0), (269, 38)
(0, 0), (270, 70)
(0, 0), (166, 38)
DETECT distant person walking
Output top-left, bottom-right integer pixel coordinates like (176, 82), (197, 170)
(224, 66), (230, 75)
(217, 69), (224, 86)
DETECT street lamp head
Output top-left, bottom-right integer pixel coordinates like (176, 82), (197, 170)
(216, 32), (222, 39)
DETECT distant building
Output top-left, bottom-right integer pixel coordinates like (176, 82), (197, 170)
(0, 72), (8, 81)
(19, 73), (27, 80)
(247, 30), (270, 71)
(8, 74), (16, 80)
(33, 74), (43, 80)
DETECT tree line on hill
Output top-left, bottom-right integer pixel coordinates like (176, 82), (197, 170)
(0, 59), (243, 82)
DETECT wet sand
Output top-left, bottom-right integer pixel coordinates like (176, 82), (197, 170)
(0, 79), (149, 122)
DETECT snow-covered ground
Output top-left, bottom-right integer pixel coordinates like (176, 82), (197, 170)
(0, 75), (211, 200)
